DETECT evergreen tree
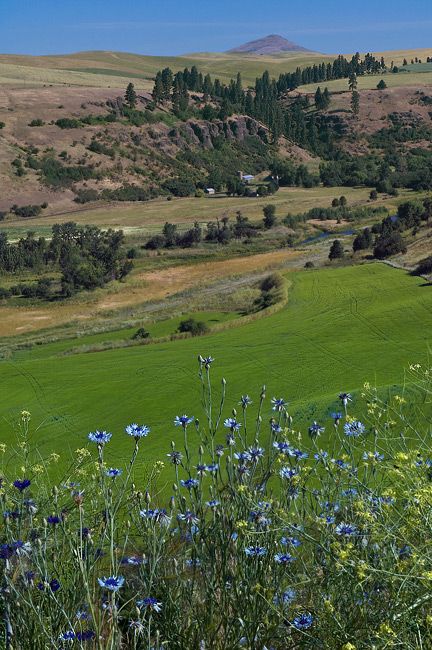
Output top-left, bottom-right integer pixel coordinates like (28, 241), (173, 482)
(377, 79), (387, 90)
(263, 204), (277, 229)
(314, 87), (323, 110)
(329, 239), (344, 260)
(348, 72), (358, 92)
(351, 90), (360, 116)
(125, 83), (137, 109)
(152, 72), (164, 104)
(161, 68), (174, 101)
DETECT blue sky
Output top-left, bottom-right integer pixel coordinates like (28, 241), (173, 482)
(1, 0), (431, 56)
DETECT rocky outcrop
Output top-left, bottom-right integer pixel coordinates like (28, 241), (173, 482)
(170, 116), (268, 150)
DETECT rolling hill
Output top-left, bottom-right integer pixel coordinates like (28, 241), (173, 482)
(227, 34), (313, 54)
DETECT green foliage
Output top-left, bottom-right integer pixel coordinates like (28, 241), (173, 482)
(177, 318), (209, 336)
(55, 118), (81, 129)
(125, 82), (137, 109)
(373, 231), (407, 259)
(28, 118), (45, 127)
(263, 204), (277, 229)
(329, 239), (345, 260)
(377, 79), (387, 90)
(132, 327), (150, 340)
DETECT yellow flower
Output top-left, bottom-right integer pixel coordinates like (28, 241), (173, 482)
(154, 461), (165, 473)
(356, 561), (367, 579)
(0, 444), (5, 453)
(323, 599), (334, 613)
(21, 410), (31, 422)
(236, 520), (248, 530)
(75, 448), (91, 460)
(49, 453), (60, 464)
(32, 465), (44, 474)
(379, 623), (396, 637)
(341, 644), (357, 650)
(237, 485), (247, 493)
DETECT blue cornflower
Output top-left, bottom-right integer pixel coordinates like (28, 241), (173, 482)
(76, 631), (96, 641)
(167, 450), (183, 465)
(13, 479), (31, 492)
(106, 468), (122, 478)
(271, 397), (288, 412)
(46, 515), (61, 525)
(59, 631), (76, 641)
(206, 499), (220, 508)
(247, 446), (265, 461)
(186, 558), (201, 568)
(180, 478), (199, 489)
(335, 522), (358, 537)
(137, 597), (162, 613)
(273, 589), (296, 605)
(281, 536), (302, 547)
(215, 445), (225, 457)
(273, 441), (290, 453)
(308, 421), (325, 437)
(363, 451), (384, 462)
(292, 612), (313, 630)
(224, 418), (241, 432)
(244, 546), (267, 557)
(174, 415), (194, 428)
(288, 448), (309, 460)
(199, 355), (214, 369)
(0, 544), (14, 560)
(177, 511), (199, 525)
(76, 609), (89, 620)
(239, 395), (252, 408)
(98, 576), (125, 591)
(234, 451), (251, 462)
(274, 552), (296, 564)
(399, 544), (412, 559)
(279, 466), (298, 480)
(331, 411), (343, 424)
(125, 424), (150, 439)
(88, 430), (112, 445)
(341, 488), (358, 497)
(321, 514), (336, 524)
(195, 463), (207, 476)
(139, 509), (170, 525)
(339, 392), (352, 407)
(37, 578), (61, 592)
(332, 458), (350, 469)
(206, 463), (219, 473)
(271, 422), (282, 433)
(314, 451), (328, 461)
(344, 420), (366, 437)
(121, 556), (144, 566)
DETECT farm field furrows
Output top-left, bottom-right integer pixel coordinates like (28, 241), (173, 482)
(1, 263), (431, 473)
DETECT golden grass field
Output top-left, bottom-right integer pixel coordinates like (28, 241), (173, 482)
(298, 70), (432, 93)
(1, 48), (432, 88)
(0, 186), (421, 237)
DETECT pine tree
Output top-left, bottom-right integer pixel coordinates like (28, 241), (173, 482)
(152, 72), (164, 104)
(125, 83), (137, 109)
(263, 204), (277, 229)
(322, 87), (331, 110)
(203, 74), (213, 100)
(329, 240), (344, 260)
(351, 90), (360, 117)
(315, 87), (323, 110)
(348, 72), (358, 92)
(161, 68), (174, 102)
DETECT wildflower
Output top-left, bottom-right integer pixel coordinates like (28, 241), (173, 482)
(344, 421), (366, 437)
(215, 444), (225, 457)
(308, 421), (325, 437)
(195, 463), (207, 476)
(3, 511), (20, 519)
(331, 411), (343, 424)
(234, 451), (251, 462)
(46, 515), (61, 525)
(226, 433), (236, 447)
(224, 418), (241, 432)
(37, 578), (61, 592)
(98, 576), (125, 591)
(0, 444), (6, 453)
(271, 422), (282, 433)
(288, 448), (309, 460)
(206, 499), (220, 508)
(174, 415), (194, 428)
(274, 553), (296, 564)
(341, 488), (358, 497)
(292, 612), (313, 630)
(76, 631), (95, 641)
(363, 451), (384, 462)
(167, 450), (183, 465)
(279, 466), (298, 480)
(244, 546), (267, 557)
(273, 441), (291, 453)
(314, 451), (328, 461)
(199, 355), (214, 369)
(335, 522), (358, 537)
(13, 478), (31, 492)
(105, 468), (122, 478)
(125, 423), (150, 439)
(59, 631), (76, 641)
(273, 589), (296, 605)
(177, 511), (199, 525)
(186, 558), (201, 568)
(281, 536), (301, 547)
(239, 395), (252, 408)
(332, 458), (350, 469)
(247, 446), (265, 461)
(137, 597), (162, 613)
(129, 621), (145, 633)
(180, 478), (199, 489)
(121, 556), (144, 566)
(339, 392), (352, 407)
(271, 397), (288, 412)
(50, 452), (60, 464)
(140, 509), (170, 524)
(399, 544), (412, 559)
(206, 463), (218, 473)
(76, 609), (89, 620)
(88, 431), (112, 445)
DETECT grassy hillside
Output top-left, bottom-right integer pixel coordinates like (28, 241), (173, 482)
(298, 68), (432, 93)
(1, 263), (431, 472)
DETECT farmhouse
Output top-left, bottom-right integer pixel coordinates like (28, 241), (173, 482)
(205, 187), (216, 195)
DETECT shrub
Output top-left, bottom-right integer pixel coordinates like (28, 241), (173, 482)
(0, 121), (5, 129)
(132, 327), (150, 340)
(55, 118), (82, 129)
(73, 189), (99, 204)
(373, 231), (407, 258)
(28, 118), (45, 127)
(328, 239), (344, 260)
(413, 255), (432, 276)
(177, 318), (209, 336)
